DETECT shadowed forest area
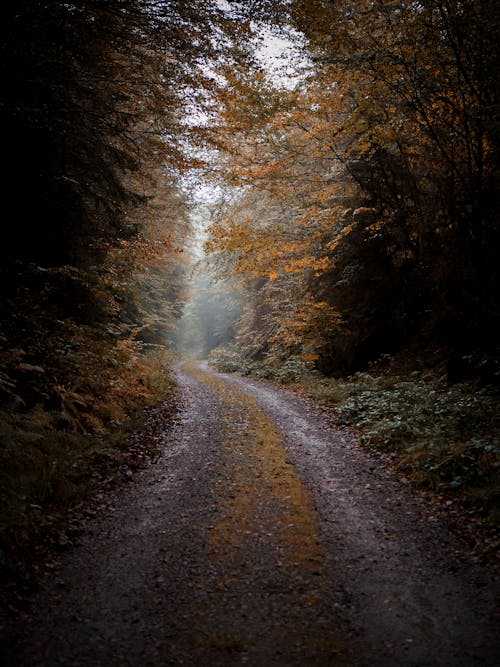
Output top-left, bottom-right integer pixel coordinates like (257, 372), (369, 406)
(1, 0), (499, 620)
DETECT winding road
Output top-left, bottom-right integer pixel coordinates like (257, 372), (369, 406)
(6, 362), (499, 666)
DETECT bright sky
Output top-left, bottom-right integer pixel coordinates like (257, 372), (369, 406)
(252, 24), (309, 89)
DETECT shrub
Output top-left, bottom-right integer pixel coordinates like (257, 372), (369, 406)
(278, 368), (500, 530)
(207, 347), (251, 374)
(0, 345), (177, 584)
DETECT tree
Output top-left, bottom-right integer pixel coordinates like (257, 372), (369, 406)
(204, 0), (500, 378)
(292, 0), (500, 374)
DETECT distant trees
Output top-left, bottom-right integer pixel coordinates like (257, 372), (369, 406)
(204, 0), (500, 380)
(179, 271), (243, 359)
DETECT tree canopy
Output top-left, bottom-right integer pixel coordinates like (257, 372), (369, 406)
(203, 0), (500, 380)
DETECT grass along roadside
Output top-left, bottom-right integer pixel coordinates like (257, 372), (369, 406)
(0, 348), (178, 607)
(208, 350), (500, 560)
(295, 373), (499, 546)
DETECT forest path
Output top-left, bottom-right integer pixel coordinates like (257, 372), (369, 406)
(6, 362), (499, 666)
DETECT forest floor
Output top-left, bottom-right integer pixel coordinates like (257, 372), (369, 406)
(4, 361), (499, 666)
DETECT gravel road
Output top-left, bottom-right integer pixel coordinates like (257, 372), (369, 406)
(5, 362), (499, 666)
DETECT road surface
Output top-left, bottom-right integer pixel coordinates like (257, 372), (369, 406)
(6, 361), (499, 666)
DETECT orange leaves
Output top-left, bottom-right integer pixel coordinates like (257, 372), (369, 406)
(273, 299), (344, 361)
(207, 207), (336, 285)
(238, 157), (290, 179)
(366, 219), (386, 234)
(107, 236), (171, 272)
(301, 351), (320, 362)
(312, 256), (333, 274)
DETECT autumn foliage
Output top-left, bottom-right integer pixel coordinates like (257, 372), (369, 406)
(1, 0), (499, 591)
(204, 0), (500, 380)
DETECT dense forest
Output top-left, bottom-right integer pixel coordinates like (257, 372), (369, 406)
(203, 0), (500, 382)
(0, 0), (247, 583)
(1, 0), (499, 590)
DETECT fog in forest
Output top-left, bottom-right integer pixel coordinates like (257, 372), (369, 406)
(176, 27), (305, 361)
(172, 184), (239, 360)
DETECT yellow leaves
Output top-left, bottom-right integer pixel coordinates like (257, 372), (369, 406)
(240, 158), (290, 179)
(284, 256), (314, 274)
(301, 352), (320, 362)
(108, 236), (171, 270)
(206, 190), (346, 295)
(366, 219), (386, 234)
(326, 221), (355, 253)
(312, 256), (333, 274)
(352, 207), (375, 217)
(274, 299), (344, 356)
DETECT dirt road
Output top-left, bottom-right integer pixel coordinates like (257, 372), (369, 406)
(6, 362), (499, 666)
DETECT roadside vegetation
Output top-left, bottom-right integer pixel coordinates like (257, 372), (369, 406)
(208, 347), (500, 557)
(0, 347), (177, 597)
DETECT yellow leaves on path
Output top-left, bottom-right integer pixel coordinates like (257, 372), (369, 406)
(184, 362), (324, 573)
(179, 363), (349, 663)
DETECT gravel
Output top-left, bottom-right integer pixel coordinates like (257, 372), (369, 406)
(5, 362), (499, 666)
(213, 363), (500, 666)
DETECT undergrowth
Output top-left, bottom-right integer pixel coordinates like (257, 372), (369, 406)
(0, 346), (176, 590)
(208, 346), (500, 550)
